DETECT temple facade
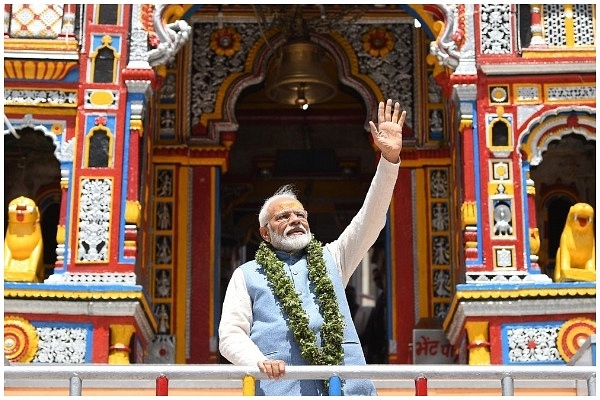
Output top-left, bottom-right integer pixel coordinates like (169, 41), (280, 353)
(3, 4), (595, 371)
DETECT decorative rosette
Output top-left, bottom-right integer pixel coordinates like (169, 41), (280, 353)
(210, 27), (242, 57)
(362, 27), (395, 57)
(557, 317), (596, 362)
(51, 123), (64, 136)
(4, 316), (39, 363)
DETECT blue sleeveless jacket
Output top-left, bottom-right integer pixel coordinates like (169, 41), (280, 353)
(241, 245), (377, 396)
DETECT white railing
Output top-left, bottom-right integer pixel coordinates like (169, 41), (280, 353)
(3, 363), (596, 396)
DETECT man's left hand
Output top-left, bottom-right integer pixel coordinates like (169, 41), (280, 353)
(369, 99), (406, 164)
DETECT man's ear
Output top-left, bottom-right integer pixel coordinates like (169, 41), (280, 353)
(259, 226), (270, 242)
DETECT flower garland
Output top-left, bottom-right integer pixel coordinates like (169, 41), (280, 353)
(255, 237), (346, 368)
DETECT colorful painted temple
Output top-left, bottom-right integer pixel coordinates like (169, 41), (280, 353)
(3, 3), (596, 377)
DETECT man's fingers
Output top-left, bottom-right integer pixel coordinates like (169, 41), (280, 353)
(392, 102), (400, 123)
(398, 110), (406, 127)
(377, 101), (385, 124)
(384, 99), (392, 122)
(258, 359), (285, 379)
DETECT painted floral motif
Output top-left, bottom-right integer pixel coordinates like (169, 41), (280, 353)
(362, 27), (395, 57)
(210, 27), (242, 57)
(51, 123), (64, 135)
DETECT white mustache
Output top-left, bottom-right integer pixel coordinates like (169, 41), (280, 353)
(284, 224), (307, 235)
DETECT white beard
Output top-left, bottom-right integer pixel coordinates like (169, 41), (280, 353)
(268, 225), (311, 253)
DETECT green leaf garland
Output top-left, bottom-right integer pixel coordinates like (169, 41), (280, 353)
(255, 236), (346, 370)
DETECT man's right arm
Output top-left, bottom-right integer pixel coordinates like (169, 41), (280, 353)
(218, 268), (266, 365)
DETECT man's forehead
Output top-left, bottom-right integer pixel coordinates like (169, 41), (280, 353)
(274, 199), (304, 212)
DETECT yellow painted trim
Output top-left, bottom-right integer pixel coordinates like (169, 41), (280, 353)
(3, 38), (79, 52)
(564, 4), (575, 47)
(397, 157), (451, 168)
(4, 60), (79, 80)
(162, 5), (193, 24)
(443, 285), (596, 331)
(458, 287), (596, 299)
(488, 182), (514, 196)
(3, 106), (77, 115)
(465, 321), (491, 365)
(521, 49), (596, 58)
(152, 155), (228, 169)
(415, 169), (429, 318)
(5, 287), (147, 300)
(175, 166), (189, 364)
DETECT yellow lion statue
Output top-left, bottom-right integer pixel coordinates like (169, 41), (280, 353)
(4, 196), (45, 282)
(554, 203), (596, 282)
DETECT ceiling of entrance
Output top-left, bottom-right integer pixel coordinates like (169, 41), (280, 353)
(216, 5), (396, 247)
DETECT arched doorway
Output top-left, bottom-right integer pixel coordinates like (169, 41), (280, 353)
(530, 133), (596, 277)
(4, 126), (62, 279)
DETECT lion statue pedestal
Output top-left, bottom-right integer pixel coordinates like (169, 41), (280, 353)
(554, 203), (596, 283)
(4, 196), (45, 283)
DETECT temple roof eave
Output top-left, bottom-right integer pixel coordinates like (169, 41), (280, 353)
(442, 282), (596, 344)
(4, 283), (157, 344)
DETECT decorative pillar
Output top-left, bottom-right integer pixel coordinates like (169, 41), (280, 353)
(460, 119), (478, 262)
(59, 4), (77, 38)
(563, 4), (575, 47)
(55, 168), (71, 271)
(122, 104), (145, 259)
(221, 131), (236, 151)
(525, 171), (541, 273)
(124, 201), (141, 258)
(4, 4), (11, 37)
(108, 324), (136, 364)
(529, 5), (547, 47)
(465, 321), (491, 365)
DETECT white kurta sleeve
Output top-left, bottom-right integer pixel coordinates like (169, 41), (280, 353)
(326, 156), (400, 285)
(218, 267), (266, 366)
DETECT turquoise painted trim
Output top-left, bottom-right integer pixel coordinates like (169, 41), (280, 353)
(117, 92), (145, 264)
(58, 159), (74, 273)
(4, 282), (144, 292)
(456, 281), (596, 292)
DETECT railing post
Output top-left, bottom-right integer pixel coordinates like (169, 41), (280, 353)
(69, 374), (82, 396)
(501, 375), (514, 396)
(415, 375), (428, 396)
(328, 376), (342, 396)
(588, 373), (596, 397)
(156, 374), (169, 396)
(242, 375), (255, 396)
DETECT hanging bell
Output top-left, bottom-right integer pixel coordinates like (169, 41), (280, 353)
(265, 38), (338, 107)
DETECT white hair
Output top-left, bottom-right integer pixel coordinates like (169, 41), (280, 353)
(258, 184), (299, 227)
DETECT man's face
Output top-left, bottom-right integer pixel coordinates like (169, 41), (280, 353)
(259, 198), (311, 252)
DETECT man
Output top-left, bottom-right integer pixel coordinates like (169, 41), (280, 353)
(219, 99), (405, 396)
